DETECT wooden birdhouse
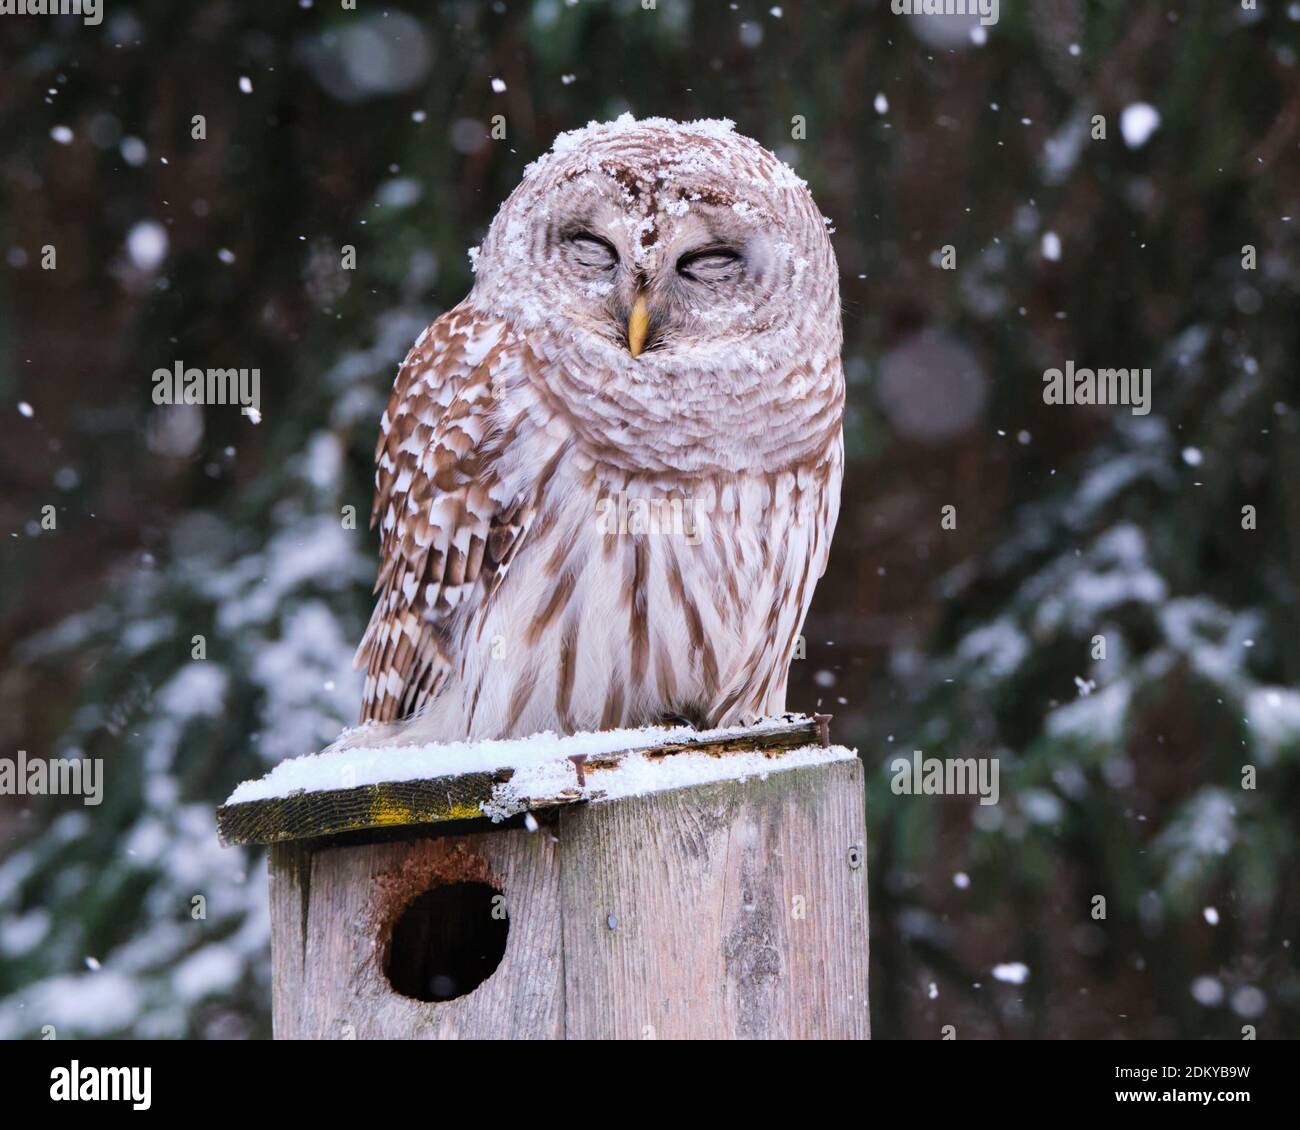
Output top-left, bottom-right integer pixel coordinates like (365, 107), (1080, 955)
(217, 715), (869, 1039)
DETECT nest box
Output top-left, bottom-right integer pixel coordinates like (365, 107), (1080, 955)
(217, 715), (869, 1039)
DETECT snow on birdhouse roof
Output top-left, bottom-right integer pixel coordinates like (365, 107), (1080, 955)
(217, 715), (854, 845)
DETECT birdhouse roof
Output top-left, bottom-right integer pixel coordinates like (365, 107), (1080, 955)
(216, 714), (850, 846)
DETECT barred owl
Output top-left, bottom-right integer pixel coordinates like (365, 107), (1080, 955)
(353, 115), (843, 747)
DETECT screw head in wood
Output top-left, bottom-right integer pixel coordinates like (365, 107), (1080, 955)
(569, 754), (588, 786)
(847, 844), (863, 870)
(813, 713), (833, 747)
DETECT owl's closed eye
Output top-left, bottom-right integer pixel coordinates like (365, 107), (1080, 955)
(564, 231), (619, 274)
(677, 246), (742, 285)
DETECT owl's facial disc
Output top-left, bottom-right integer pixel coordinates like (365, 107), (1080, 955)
(475, 122), (838, 373)
(556, 201), (768, 358)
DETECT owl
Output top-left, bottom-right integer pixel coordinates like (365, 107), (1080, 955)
(352, 115), (843, 748)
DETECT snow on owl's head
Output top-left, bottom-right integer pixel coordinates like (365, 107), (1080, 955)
(468, 115), (841, 380)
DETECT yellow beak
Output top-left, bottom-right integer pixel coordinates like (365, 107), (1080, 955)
(627, 293), (650, 358)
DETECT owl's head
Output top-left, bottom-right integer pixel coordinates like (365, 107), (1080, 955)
(469, 114), (840, 373)
(467, 116), (842, 474)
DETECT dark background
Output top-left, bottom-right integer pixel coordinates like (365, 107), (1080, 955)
(1, 0), (1298, 1039)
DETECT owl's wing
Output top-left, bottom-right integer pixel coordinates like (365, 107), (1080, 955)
(356, 304), (531, 724)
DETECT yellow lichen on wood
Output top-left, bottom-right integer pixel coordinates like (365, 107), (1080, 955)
(369, 787), (482, 826)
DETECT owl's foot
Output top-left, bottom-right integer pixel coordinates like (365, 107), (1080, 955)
(320, 717), (415, 753)
(655, 707), (710, 730)
(657, 712), (695, 728)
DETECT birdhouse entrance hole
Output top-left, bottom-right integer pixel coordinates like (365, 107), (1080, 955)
(384, 881), (509, 1002)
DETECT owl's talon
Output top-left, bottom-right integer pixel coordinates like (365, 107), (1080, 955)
(657, 712), (702, 730)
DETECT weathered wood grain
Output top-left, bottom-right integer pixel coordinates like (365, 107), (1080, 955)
(268, 841), (310, 1039)
(557, 758), (869, 1039)
(219, 770), (512, 848)
(266, 754), (869, 1039)
(220, 716), (822, 847)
